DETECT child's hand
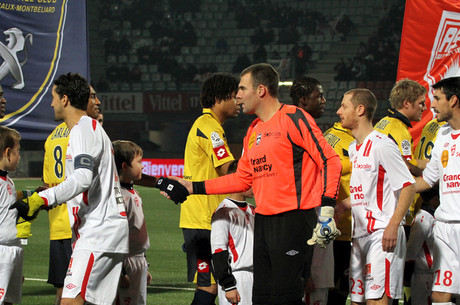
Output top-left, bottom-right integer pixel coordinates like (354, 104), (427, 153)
(225, 289), (240, 304)
(119, 274), (130, 288)
(146, 271), (152, 285)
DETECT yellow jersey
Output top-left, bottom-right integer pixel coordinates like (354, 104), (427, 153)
(415, 118), (446, 160)
(180, 109), (234, 230)
(324, 122), (354, 241)
(43, 122), (72, 240)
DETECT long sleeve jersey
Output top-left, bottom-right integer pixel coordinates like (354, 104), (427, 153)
(205, 104), (342, 215)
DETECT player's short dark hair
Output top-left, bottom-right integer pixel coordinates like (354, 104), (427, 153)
(0, 126), (20, 158)
(345, 88), (377, 121)
(112, 140), (143, 175)
(200, 73), (239, 108)
(433, 77), (460, 103)
(389, 78), (426, 109)
(53, 73), (90, 111)
(290, 76), (321, 106)
(241, 63), (279, 98)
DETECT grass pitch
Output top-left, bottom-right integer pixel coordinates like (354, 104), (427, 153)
(15, 178), (195, 305)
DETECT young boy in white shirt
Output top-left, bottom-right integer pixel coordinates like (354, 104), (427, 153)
(113, 140), (151, 305)
(210, 161), (255, 305)
(0, 126), (24, 305)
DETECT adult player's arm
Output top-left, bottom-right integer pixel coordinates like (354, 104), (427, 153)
(215, 160), (234, 176)
(382, 183), (415, 252)
(38, 159), (93, 207)
(296, 114), (342, 206)
(414, 177), (432, 193)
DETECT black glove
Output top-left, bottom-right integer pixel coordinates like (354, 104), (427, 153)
(155, 177), (189, 204)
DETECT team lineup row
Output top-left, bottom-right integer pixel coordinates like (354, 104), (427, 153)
(1, 63), (459, 305)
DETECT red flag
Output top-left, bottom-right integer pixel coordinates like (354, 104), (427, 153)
(398, 0), (460, 145)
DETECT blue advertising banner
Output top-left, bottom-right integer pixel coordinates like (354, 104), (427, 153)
(0, 0), (89, 140)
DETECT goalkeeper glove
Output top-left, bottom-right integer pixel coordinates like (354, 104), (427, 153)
(16, 217), (32, 239)
(9, 192), (46, 221)
(307, 206), (340, 248)
(155, 177), (189, 204)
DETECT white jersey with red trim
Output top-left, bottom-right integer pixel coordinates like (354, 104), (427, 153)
(422, 125), (460, 222)
(211, 198), (255, 273)
(120, 184), (150, 256)
(406, 208), (434, 274)
(39, 116), (128, 253)
(349, 130), (415, 238)
(0, 173), (19, 246)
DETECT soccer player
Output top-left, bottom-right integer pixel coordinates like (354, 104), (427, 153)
(374, 78), (427, 175)
(323, 121), (354, 305)
(337, 88), (415, 305)
(414, 76), (460, 305)
(170, 63), (342, 305)
(211, 160), (255, 305)
(0, 84), (6, 119)
(181, 72), (239, 305)
(113, 140), (151, 305)
(10, 73), (129, 305)
(291, 76), (334, 305)
(0, 126), (24, 305)
(374, 78), (427, 235)
(42, 85), (101, 305)
(290, 75), (326, 119)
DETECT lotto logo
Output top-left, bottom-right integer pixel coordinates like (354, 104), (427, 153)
(66, 283), (76, 290)
(0, 288), (4, 299)
(197, 260), (209, 273)
(213, 145), (229, 160)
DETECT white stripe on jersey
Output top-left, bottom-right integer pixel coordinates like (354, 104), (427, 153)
(349, 130), (415, 238)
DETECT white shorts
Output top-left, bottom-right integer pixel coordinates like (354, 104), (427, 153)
(116, 254), (148, 305)
(62, 249), (124, 305)
(218, 270), (253, 305)
(432, 221), (460, 294)
(410, 272), (433, 305)
(0, 245), (23, 304)
(349, 227), (405, 303)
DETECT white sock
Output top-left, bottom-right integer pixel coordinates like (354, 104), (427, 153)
(432, 302), (453, 305)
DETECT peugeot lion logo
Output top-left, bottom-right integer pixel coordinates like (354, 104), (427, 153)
(0, 27), (33, 89)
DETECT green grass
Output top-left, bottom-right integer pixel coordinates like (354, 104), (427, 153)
(15, 178), (195, 305)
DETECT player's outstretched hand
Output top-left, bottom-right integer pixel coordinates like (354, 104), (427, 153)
(9, 193), (45, 221)
(307, 206), (341, 248)
(155, 177), (190, 204)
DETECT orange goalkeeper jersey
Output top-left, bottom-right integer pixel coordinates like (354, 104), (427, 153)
(206, 104), (342, 215)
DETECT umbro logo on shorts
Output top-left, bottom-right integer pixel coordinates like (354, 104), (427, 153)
(66, 283), (76, 290)
(370, 284), (381, 290)
(286, 250), (299, 256)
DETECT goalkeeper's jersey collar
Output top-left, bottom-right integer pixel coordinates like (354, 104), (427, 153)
(387, 108), (412, 128)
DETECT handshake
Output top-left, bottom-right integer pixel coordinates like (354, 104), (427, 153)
(155, 177), (190, 204)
